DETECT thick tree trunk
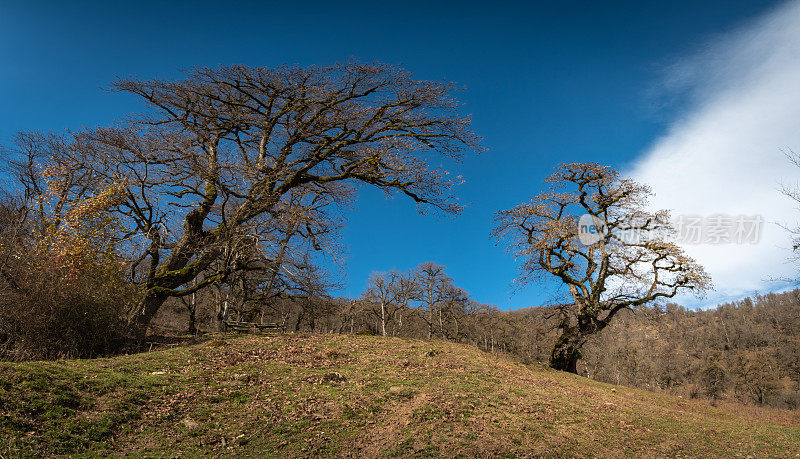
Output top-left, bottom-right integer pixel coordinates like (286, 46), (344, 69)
(549, 328), (583, 374)
(549, 304), (614, 374)
(130, 290), (170, 340)
(128, 179), (223, 339)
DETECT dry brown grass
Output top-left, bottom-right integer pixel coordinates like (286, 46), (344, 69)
(1, 333), (798, 457)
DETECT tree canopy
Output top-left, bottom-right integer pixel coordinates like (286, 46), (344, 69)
(6, 62), (484, 337)
(493, 162), (710, 372)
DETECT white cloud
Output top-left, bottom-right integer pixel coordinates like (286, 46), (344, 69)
(629, 0), (800, 307)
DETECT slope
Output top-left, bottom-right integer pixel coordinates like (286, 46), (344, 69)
(0, 334), (798, 457)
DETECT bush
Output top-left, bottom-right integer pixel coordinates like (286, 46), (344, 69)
(0, 163), (138, 360)
(0, 203), (138, 360)
(0, 252), (137, 360)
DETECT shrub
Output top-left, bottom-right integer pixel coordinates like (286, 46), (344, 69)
(0, 179), (138, 360)
(0, 244), (138, 360)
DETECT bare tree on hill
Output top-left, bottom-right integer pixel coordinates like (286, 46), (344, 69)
(9, 62), (483, 338)
(493, 162), (710, 373)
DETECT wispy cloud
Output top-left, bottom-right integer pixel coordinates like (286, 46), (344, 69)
(629, 0), (800, 307)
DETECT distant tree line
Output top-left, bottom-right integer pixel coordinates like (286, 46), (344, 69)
(505, 290), (800, 409)
(579, 291), (800, 409)
(151, 261), (510, 352)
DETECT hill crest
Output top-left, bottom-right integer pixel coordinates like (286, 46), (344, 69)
(1, 333), (798, 456)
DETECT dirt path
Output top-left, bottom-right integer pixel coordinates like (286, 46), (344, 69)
(349, 391), (431, 457)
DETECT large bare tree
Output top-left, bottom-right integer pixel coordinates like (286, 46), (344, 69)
(493, 162), (710, 373)
(37, 62), (483, 337)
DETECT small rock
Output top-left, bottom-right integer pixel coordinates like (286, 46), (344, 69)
(150, 371), (166, 375)
(321, 372), (347, 384)
(388, 385), (404, 394)
(181, 418), (199, 430)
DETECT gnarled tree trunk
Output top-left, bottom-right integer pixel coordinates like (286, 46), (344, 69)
(131, 291), (169, 339)
(549, 327), (583, 373)
(549, 313), (611, 374)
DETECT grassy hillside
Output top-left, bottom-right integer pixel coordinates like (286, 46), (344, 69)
(1, 334), (798, 457)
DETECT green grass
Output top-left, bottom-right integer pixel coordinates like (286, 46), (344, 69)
(1, 333), (798, 457)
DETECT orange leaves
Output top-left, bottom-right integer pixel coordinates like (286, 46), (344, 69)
(32, 157), (127, 287)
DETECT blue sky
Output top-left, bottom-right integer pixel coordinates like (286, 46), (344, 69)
(1, 0), (795, 310)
